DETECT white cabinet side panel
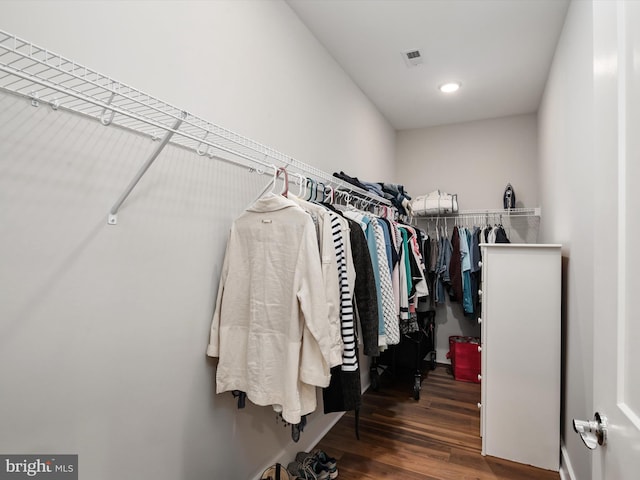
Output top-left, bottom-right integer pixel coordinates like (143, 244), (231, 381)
(482, 246), (561, 471)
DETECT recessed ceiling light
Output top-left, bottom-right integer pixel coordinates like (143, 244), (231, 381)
(439, 82), (461, 93)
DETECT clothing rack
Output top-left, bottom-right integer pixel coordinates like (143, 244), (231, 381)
(415, 207), (541, 224)
(0, 29), (391, 224)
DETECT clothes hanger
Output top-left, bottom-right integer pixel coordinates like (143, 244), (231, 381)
(275, 167), (289, 197)
(345, 191), (353, 209)
(317, 182), (325, 202)
(333, 189), (347, 210)
(268, 164), (279, 194)
(295, 173), (306, 198)
(325, 185), (335, 204)
(305, 178), (315, 201)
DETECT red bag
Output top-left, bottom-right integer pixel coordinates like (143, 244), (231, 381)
(446, 336), (481, 383)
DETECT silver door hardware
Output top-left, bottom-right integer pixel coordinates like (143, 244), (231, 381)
(573, 412), (607, 450)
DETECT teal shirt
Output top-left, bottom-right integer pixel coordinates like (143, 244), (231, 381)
(361, 217), (385, 338)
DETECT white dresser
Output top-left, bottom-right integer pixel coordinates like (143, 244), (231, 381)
(479, 244), (562, 471)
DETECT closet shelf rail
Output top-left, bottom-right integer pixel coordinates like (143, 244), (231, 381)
(0, 29), (391, 224)
(415, 207), (541, 222)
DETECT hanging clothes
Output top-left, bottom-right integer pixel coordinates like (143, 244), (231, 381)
(377, 219), (394, 281)
(449, 227), (463, 302)
(344, 211), (387, 348)
(329, 212), (358, 371)
(290, 194), (344, 367)
(320, 204), (380, 415)
(416, 232), (438, 311)
(487, 227), (497, 243)
(428, 234), (439, 308)
(366, 213), (399, 346)
(402, 225), (429, 300)
(319, 203), (380, 358)
(397, 228), (412, 327)
(482, 225), (492, 243)
(378, 217), (402, 317)
(417, 215), (513, 316)
(495, 225), (511, 243)
(435, 230), (452, 305)
(343, 217), (380, 357)
(459, 227), (474, 315)
(470, 226), (483, 315)
(291, 196), (358, 371)
(207, 193), (334, 425)
(322, 212), (361, 414)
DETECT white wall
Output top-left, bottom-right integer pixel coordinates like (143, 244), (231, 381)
(396, 114), (539, 211)
(0, 2), (395, 479)
(538, 2), (594, 479)
(0, 1), (395, 180)
(396, 114), (539, 362)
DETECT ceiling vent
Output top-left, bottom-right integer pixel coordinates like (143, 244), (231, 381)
(402, 49), (423, 68)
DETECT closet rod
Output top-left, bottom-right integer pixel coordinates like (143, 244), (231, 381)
(0, 29), (391, 223)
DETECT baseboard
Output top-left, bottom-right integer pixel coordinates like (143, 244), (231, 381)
(560, 443), (577, 480)
(436, 347), (452, 365)
(362, 379), (371, 392)
(250, 411), (345, 480)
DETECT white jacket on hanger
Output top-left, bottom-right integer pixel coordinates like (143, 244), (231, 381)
(289, 194), (344, 368)
(207, 193), (333, 424)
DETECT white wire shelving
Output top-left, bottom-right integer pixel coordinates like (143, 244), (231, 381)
(414, 207), (541, 222)
(0, 29), (392, 224)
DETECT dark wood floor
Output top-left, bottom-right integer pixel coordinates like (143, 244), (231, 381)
(316, 364), (560, 480)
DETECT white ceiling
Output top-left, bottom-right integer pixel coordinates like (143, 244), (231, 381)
(286, 0), (570, 130)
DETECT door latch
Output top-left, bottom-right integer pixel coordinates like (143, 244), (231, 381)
(573, 412), (607, 450)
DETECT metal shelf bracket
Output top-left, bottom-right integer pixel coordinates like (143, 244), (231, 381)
(108, 111), (187, 225)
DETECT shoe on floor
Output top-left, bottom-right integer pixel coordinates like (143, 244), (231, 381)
(294, 450), (337, 479)
(287, 458), (330, 480)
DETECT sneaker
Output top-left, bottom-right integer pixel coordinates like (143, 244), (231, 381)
(295, 450), (337, 479)
(287, 458), (330, 480)
(311, 449), (337, 473)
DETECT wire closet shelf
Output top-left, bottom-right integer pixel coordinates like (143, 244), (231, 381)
(414, 207), (541, 225)
(0, 29), (391, 224)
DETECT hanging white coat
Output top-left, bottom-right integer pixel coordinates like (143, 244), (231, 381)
(207, 193), (334, 424)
